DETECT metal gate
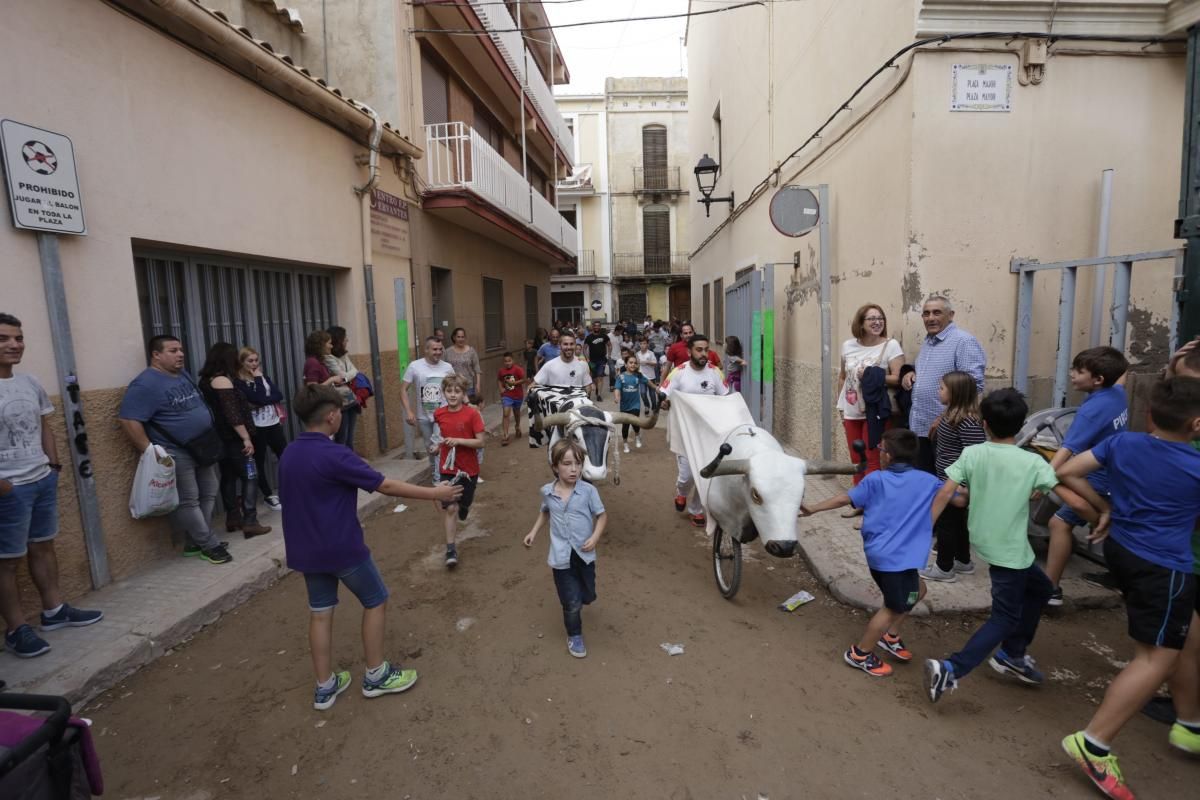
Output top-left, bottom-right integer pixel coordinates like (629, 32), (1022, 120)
(724, 264), (774, 429)
(134, 250), (337, 439)
(618, 290), (646, 325)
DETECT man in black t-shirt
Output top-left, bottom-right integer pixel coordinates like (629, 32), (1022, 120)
(583, 322), (610, 401)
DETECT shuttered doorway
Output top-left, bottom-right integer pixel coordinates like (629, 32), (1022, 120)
(642, 205), (670, 274)
(134, 250), (336, 439)
(642, 125), (668, 192)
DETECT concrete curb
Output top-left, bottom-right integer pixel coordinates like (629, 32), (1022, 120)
(8, 405), (506, 708)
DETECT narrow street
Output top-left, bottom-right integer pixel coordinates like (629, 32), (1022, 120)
(86, 421), (1191, 800)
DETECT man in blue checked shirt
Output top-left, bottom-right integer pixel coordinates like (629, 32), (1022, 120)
(901, 296), (986, 473)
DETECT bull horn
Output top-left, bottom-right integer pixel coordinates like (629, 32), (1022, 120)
(640, 407), (659, 430)
(533, 411), (574, 432)
(803, 459), (860, 475)
(705, 458), (751, 478)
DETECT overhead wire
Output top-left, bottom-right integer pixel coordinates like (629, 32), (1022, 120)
(409, 0), (764, 34)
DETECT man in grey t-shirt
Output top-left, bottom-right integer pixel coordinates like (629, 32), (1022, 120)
(119, 335), (230, 564)
(0, 313), (103, 659)
(401, 336), (457, 472)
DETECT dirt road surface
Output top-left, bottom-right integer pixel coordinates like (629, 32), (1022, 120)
(87, 423), (1195, 799)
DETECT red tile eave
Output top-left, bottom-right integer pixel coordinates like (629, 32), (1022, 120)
(416, 0), (570, 168)
(422, 191), (575, 263)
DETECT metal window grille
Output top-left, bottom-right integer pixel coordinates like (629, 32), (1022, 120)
(702, 282), (711, 337)
(421, 54), (449, 125)
(483, 277), (504, 350)
(524, 285), (539, 340)
(134, 250), (336, 439)
(619, 290), (647, 324)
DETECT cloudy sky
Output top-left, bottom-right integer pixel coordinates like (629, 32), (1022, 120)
(545, 0), (691, 95)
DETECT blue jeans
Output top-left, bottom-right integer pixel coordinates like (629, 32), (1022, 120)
(947, 563), (1054, 678)
(335, 404), (360, 451)
(552, 550), (597, 636)
(0, 472), (59, 557)
(303, 556), (389, 611)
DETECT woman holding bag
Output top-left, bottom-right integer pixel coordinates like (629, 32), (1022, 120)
(236, 347), (288, 511)
(837, 304), (905, 487)
(323, 326), (362, 452)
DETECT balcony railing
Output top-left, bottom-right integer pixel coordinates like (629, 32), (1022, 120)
(424, 122), (577, 257)
(633, 166), (681, 194)
(465, 0), (574, 158)
(552, 250), (596, 278)
(613, 252), (690, 277)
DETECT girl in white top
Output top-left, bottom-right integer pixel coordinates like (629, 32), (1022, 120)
(837, 304), (905, 488)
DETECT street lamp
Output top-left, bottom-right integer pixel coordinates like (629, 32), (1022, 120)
(693, 153), (734, 217)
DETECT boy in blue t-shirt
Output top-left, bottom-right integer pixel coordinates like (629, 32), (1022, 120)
(802, 429), (944, 677)
(279, 385), (460, 711)
(1045, 346), (1129, 606)
(1057, 376), (1200, 799)
(612, 354), (650, 452)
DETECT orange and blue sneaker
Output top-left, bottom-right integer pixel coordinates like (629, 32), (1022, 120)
(843, 646), (892, 677)
(877, 632), (913, 661)
(690, 514), (706, 528)
(1061, 731), (1135, 800)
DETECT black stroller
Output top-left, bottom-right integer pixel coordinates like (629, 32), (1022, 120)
(0, 691), (101, 799)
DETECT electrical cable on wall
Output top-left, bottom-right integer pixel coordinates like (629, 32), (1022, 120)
(689, 29), (1185, 258)
(410, 0), (764, 34)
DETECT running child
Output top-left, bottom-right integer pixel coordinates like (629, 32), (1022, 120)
(613, 354), (650, 453)
(635, 337), (659, 383)
(724, 335), (745, 392)
(497, 351), (526, 445)
(801, 428), (944, 677)
(919, 371), (986, 582)
(433, 374), (485, 568)
(1165, 338), (1200, 760)
(523, 439), (607, 658)
(278, 385), (461, 710)
(1043, 346), (1128, 606)
(924, 388), (1094, 704)
(1056, 375), (1200, 799)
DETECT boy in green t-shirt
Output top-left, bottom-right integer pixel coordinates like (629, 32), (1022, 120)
(924, 388), (1094, 703)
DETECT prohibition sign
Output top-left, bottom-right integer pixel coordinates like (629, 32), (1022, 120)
(22, 140), (58, 175)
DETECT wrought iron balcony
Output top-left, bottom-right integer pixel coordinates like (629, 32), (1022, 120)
(633, 166), (681, 194)
(612, 252), (689, 277)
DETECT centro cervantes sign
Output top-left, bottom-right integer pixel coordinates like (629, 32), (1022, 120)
(0, 119), (86, 235)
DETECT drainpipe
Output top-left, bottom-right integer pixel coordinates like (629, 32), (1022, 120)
(356, 105), (389, 454)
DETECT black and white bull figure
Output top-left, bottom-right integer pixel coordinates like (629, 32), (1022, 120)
(697, 421), (865, 598)
(526, 386), (659, 484)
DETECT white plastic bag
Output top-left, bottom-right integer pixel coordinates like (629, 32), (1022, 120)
(129, 444), (178, 518)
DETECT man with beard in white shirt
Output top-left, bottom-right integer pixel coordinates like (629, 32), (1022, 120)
(531, 333), (593, 391)
(659, 334), (729, 527)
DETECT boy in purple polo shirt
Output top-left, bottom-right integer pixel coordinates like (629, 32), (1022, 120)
(279, 385), (461, 710)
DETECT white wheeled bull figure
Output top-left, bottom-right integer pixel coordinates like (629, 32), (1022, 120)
(668, 392), (863, 598)
(527, 386), (658, 484)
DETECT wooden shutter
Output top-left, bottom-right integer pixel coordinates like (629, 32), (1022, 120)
(421, 55), (449, 125)
(642, 205), (670, 274)
(642, 125), (667, 191)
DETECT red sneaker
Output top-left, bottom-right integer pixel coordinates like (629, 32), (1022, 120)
(843, 647), (892, 677)
(690, 514), (706, 528)
(674, 495), (687, 512)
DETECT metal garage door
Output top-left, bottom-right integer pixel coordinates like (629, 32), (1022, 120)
(134, 250), (336, 439)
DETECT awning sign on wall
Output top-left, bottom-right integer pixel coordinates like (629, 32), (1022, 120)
(0, 119), (86, 235)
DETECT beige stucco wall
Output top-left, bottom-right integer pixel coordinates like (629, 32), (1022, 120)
(687, 0), (1184, 459)
(0, 0), (417, 609)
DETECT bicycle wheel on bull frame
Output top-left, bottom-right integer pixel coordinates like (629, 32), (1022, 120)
(712, 526), (742, 599)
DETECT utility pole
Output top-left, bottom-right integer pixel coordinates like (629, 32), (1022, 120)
(1177, 25), (1200, 342)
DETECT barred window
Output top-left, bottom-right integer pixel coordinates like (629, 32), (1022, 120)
(484, 277), (504, 350)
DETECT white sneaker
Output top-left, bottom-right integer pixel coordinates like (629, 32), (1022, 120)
(265, 495), (282, 511)
(919, 564), (958, 583)
(623, 442), (630, 454)
(953, 560), (976, 575)
(476, 477), (485, 485)
(635, 435), (643, 448)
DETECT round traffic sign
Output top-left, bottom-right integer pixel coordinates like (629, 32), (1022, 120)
(590, 299), (602, 311)
(769, 186), (819, 238)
